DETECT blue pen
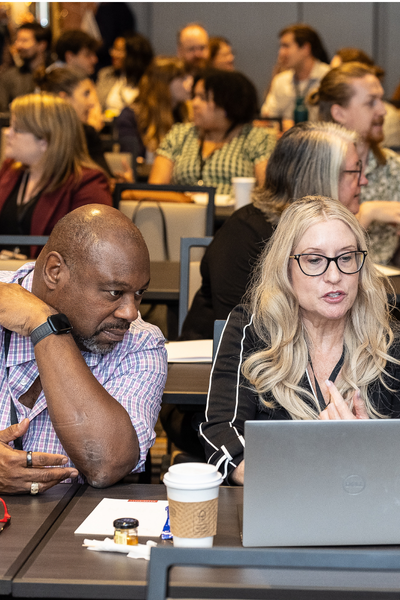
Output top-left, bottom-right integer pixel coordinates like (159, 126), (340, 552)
(161, 505), (173, 540)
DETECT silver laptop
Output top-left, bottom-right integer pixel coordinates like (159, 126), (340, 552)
(243, 419), (400, 547)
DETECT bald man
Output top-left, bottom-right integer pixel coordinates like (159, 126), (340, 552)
(177, 23), (209, 73)
(0, 205), (167, 494)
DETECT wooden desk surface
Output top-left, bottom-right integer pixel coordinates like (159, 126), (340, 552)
(162, 363), (211, 404)
(12, 483), (240, 600)
(0, 484), (78, 595)
(13, 483), (169, 599)
(12, 483), (400, 599)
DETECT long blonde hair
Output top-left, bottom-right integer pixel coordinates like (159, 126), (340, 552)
(11, 92), (97, 193)
(242, 196), (399, 420)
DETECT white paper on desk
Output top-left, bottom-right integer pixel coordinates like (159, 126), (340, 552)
(74, 498), (168, 537)
(374, 263), (400, 277)
(166, 340), (213, 363)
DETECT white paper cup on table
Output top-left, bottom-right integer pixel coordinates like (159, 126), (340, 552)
(163, 463), (223, 547)
(232, 177), (256, 209)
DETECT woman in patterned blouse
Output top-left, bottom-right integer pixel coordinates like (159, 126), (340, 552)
(149, 69), (276, 196)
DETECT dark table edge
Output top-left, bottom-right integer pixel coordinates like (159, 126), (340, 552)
(12, 580), (147, 599)
(12, 579), (400, 600)
(12, 480), (148, 599)
(1, 483), (81, 596)
(11, 575), (400, 600)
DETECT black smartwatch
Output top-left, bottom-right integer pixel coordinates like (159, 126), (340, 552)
(30, 314), (72, 347)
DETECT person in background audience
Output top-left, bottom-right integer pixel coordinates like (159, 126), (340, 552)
(49, 30), (103, 131)
(208, 36), (235, 71)
(0, 93), (112, 257)
(94, 2), (136, 72)
(261, 24), (329, 129)
(35, 66), (112, 176)
(310, 62), (400, 265)
(149, 69), (275, 195)
(177, 23), (209, 75)
(180, 121), (365, 340)
(51, 29), (99, 76)
(329, 48), (400, 150)
(96, 33), (153, 118)
(116, 56), (193, 166)
(0, 22), (51, 111)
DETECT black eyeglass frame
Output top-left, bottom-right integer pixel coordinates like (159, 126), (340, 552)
(342, 159), (363, 186)
(289, 251), (368, 277)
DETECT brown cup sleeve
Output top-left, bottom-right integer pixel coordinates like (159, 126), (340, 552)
(168, 497), (218, 538)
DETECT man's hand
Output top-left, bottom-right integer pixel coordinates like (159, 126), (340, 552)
(0, 283), (54, 336)
(0, 419), (79, 494)
(320, 382), (369, 420)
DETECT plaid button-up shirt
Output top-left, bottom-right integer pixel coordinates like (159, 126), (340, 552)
(0, 264), (168, 481)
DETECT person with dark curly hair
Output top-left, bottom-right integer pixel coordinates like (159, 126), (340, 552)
(150, 69), (275, 195)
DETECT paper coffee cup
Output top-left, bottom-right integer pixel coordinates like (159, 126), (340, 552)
(163, 463), (223, 548)
(232, 177), (256, 210)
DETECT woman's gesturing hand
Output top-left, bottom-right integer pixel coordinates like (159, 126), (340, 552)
(320, 381), (369, 420)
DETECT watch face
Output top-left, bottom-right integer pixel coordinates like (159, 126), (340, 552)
(48, 313), (72, 334)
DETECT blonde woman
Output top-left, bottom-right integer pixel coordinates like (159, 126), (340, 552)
(200, 196), (400, 484)
(0, 93), (112, 256)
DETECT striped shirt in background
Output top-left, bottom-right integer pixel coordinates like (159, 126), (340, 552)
(156, 123), (276, 196)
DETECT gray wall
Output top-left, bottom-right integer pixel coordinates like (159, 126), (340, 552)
(128, 2), (400, 104)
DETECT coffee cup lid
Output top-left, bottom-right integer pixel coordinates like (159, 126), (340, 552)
(163, 462), (223, 489)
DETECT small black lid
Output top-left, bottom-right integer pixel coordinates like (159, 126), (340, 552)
(113, 517), (139, 529)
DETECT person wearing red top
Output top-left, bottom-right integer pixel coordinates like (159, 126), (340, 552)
(0, 92), (112, 257)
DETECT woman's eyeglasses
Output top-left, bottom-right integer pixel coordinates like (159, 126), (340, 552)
(342, 159), (363, 186)
(0, 497), (11, 533)
(289, 251), (368, 276)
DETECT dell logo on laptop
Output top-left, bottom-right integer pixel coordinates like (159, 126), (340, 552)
(343, 475), (365, 494)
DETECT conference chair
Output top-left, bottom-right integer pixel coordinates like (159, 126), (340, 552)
(114, 183), (215, 262)
(147, 544), (387, 600)
(147, 546), (301, 600)
(0, 235), (48, 269)
(212, 319), (226, 361)
(178, 236), (213, 337)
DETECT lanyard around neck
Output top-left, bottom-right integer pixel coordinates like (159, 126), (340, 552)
(308, 347), (345, 411)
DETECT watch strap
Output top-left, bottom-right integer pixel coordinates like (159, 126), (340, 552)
(30, 314), (72, 347)
(31, 321), (54, 347)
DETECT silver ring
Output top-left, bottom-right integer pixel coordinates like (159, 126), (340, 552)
(30, 482), (39, 495)
(26, 450), (33, 468)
